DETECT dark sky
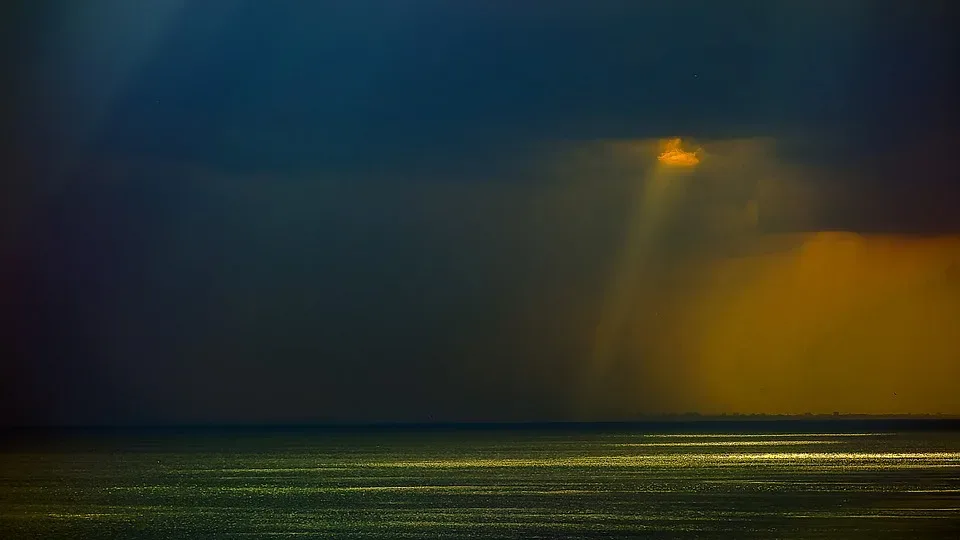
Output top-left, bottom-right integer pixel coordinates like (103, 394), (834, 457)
(3, 1), (958, 425)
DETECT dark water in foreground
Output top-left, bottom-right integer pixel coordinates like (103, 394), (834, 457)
(1, 427), (959, 538)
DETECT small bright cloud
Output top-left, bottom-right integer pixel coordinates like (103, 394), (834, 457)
(657, 137), (701, 167)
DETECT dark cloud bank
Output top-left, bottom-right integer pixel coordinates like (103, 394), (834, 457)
(2, 1), (958, 424)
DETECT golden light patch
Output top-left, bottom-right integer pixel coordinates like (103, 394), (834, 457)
(657, 138), (701, 167)
(685, 233), (960, 415)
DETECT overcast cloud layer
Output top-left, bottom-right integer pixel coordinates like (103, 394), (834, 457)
(2, 1), (958, 424)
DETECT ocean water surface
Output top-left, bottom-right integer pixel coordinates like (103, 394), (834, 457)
(1, 425), (958, 538)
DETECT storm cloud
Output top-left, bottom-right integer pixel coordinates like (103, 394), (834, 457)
(2, 1), (958, 424)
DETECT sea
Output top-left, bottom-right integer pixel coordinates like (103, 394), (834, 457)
(1, 421), (958, 538)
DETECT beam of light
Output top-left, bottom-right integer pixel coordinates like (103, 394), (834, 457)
(35, 1), (186, 162)
(580, 138), (701, 417)
(8, 1), (187, 238)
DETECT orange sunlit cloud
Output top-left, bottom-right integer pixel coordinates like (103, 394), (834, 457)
(657, 137), (701, 167)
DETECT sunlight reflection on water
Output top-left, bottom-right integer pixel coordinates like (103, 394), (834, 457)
(2, 431), (958, 538)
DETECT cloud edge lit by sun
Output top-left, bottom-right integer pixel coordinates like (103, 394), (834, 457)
(657, 137), (702, 167)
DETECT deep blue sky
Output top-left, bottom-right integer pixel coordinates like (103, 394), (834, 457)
(10, 1), (956, 169)
(3, 1), (958, 424)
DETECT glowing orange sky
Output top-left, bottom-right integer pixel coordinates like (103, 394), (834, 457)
(571, 136), (960, 417)
(681, 232), (960, 415)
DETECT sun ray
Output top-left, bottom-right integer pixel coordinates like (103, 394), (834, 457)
(581, 138), (701, 417)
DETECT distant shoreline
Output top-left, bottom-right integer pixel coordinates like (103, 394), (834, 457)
(5, 415), (960, 435)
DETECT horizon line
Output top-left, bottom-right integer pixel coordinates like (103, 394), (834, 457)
(5, 414), (960, 432)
